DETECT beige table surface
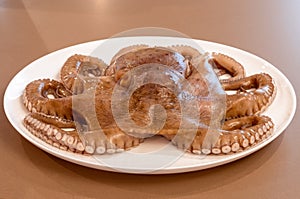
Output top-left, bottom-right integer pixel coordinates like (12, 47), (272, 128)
(1, 0), (299, 198)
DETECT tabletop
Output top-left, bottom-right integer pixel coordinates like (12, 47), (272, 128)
(1, 0), (299, 198)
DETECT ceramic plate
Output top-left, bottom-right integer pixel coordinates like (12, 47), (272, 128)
(3, 37), (296, 174)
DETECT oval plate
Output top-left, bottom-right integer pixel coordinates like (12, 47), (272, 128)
(3, 37), (297, 174)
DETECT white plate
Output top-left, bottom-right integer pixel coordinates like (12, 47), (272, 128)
(3, 37), (297, 174)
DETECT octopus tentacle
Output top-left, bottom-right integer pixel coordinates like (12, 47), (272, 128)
(214, 115), (274, 154)
(60, 54), (107, 93)
(23, 113), (85, 153)
(211, 52), (245, 82)
(28, 112), (75, 128)
(23, 79), (73, 120)
(23, 111), (143, 155)
(224, 73), (275, 119)
(166, 47), (245, 82)
(166, 115), (273, 155)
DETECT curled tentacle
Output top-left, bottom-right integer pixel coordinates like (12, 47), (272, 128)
(166, 47), (245, 82)
(23, 79), (73, 120)
(60, 54), (107, 93)
(213, 115), (274, 154)
(224, 73), (275, 119)
(29, 112), (75, 128)
(23, 111), (143, 154)
(23, 113), (85, 153)
(211, 52), (245, 82)
(165, 115), (274, 155)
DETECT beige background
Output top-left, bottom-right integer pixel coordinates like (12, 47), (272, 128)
(1, 0), (299, 198)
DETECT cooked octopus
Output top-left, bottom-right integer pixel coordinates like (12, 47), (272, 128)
(22, 45), (275, 155)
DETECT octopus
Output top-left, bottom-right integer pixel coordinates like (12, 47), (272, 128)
(22, 44), (276, 155)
